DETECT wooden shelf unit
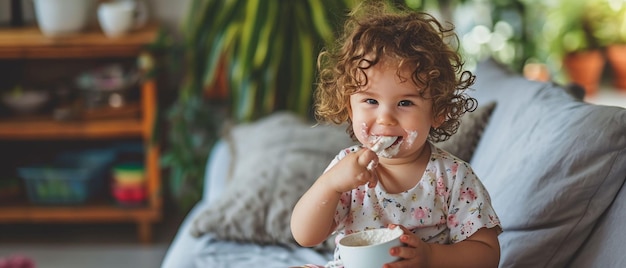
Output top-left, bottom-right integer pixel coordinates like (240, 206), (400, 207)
(0, 25), (162, 243)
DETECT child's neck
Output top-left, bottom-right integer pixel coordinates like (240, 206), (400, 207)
(376, 142), (432, 194)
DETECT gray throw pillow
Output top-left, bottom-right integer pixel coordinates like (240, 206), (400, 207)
(189, 112), (354, 250)
(436, 101), (496, 162)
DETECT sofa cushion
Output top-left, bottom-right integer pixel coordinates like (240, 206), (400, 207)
(189, 112), (355, 250)
(568, 180), (626, 267)
(436, 101), (496, 162)
(469, 59), (626, 267)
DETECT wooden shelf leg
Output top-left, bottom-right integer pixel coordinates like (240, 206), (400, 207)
(138, 221), (152, 244)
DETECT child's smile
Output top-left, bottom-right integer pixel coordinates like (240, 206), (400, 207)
(349, 60), (436, 159)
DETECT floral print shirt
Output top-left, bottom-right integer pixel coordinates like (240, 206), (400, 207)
(327, 142), (501, 265)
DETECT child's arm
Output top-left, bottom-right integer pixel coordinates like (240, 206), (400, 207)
(291, 148), (379, 247)
(387, 225), (500, 268)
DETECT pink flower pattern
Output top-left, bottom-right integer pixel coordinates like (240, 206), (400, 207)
(413, 206), (430, 223)
(460, 187), (477, 203)
(436, 177), (448, 198)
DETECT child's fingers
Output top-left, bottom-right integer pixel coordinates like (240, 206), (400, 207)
(355, 149), (379, 187)
(398, 232), (422, 248)
(387, 224), (412, 235)
(386, 225), (426, 264)
(355, 169), (377, 188)
(356, 148), (377, 168)
(367, 171), (379, 188)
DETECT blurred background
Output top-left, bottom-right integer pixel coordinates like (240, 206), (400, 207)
(0, 0), (625, 267)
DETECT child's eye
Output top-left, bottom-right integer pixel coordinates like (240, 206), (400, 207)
(398, 100), (414, 107)
(365, 99), (378, 105)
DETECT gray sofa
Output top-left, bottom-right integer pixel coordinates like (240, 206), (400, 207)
(161, 59), (626, 267)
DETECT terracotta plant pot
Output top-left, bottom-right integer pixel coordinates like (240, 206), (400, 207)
(606, 44), (626, 90)
(563, 50), (605, 96)
(523, 62), (550, 82)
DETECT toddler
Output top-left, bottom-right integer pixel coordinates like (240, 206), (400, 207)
(291, 2), (502, 267)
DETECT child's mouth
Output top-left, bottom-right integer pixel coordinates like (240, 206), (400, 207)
(370, 136), (402, 153)
(390, 136), (402, 146)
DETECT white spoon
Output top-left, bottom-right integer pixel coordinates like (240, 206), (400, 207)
(370, 136), (398, 154)
(367, 136), (398, 170)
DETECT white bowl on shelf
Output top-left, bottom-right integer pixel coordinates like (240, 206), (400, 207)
(1, 89), (50, 115)
(33, 0), (94, 37)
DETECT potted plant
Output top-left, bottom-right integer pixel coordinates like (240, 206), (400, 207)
(588, 0), (626, 90)
(161, 0), (356, 211)
(183, 0), (356, 122)
(542, 0), (604, 95)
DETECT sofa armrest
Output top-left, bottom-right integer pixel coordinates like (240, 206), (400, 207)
(161, 139), (232, 268)
(203, 139), (231, 203)
(160, 200), (210, 268)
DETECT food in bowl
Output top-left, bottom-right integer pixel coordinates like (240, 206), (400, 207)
(340, 227), (403, 246)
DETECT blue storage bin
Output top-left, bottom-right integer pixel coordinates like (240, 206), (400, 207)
(18, 149), (116, 205)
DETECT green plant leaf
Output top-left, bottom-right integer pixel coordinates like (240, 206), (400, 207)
(164, 0), (357, 211)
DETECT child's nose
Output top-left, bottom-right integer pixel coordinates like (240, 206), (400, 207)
(375, 107), (398, 126)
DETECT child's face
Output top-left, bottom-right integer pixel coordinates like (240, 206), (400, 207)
(349, 62), (439, 158)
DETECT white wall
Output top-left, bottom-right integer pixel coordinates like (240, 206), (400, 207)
(0, 0), (191, 35)
(145, 0), (191, 35)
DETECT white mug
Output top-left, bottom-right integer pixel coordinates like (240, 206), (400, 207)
(97, 0), (147, 38)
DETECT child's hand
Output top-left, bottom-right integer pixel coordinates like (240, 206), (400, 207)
(323, 148), (379, 193)
(385, 224), (432, 268)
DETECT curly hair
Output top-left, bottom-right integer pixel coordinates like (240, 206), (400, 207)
(314, 1), (477, 143)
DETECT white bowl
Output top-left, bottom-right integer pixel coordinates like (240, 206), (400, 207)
(33, 0), (93, 37)
(1, 89), (50, 115)
(338, 227), (403, 268)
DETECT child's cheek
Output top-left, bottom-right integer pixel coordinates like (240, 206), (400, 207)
(404, 130), (418, 149)
(358, 122), (372, 143)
